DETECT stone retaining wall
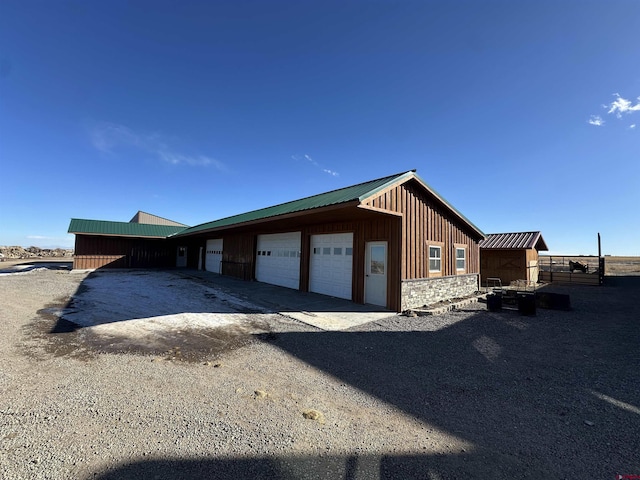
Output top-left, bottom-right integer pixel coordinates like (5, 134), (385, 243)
(401, 274), (479, 310)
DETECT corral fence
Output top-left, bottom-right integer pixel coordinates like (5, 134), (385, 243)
(538, 255), (604, 286)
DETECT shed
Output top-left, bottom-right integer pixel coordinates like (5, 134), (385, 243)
(479, 232), (548, 287)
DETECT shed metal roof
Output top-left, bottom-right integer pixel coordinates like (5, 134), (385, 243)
(479, 232), (548, 251)
(68, 219), (187, 238)
(175, 170), (484, 238)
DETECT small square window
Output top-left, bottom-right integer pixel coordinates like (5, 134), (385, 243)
(334, 247), (342, 255)
(323, 247), (331, 255)
(345, 247), (353, 256)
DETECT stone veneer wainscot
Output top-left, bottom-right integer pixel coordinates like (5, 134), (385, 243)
(401, 274), (479, 310)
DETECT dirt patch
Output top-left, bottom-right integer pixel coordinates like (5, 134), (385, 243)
(24, 298), (96, 361)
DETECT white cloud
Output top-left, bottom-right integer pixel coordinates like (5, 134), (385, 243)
(629, 124), (636, 130)
(607, 93), (640, 118)
(292, 154), (339, 177)
(588, 115), (604, 126)
(90, 123), (224, 169)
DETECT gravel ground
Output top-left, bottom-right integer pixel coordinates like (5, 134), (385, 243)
(1, 268), (638, 479)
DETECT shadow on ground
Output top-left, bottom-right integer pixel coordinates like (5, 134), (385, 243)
(88, 278), (640, 479)
(92, 450), (544, 480)
(39, 270), (638, 479)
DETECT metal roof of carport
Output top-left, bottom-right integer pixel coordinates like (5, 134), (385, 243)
(68, 219), (187, 238)
(173, 170), (485, 239)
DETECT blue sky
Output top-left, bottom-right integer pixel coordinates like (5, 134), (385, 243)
(1, 1), (638, 255)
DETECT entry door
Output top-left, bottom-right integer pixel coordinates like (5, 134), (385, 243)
(176, 246), (188, 268)
(365, 241), (387, 306)
(205, 239), (223, 274)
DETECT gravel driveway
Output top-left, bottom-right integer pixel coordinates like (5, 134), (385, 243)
(1, 268), (638, 479)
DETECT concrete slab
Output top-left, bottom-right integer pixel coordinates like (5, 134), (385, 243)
(179, 269), (398, 331)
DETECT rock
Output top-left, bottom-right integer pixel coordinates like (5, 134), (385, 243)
(254, 390), (268, 399)
(302, 409), (325, 424)
(0, 245), (74, 259)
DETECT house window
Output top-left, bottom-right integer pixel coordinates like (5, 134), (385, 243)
(456, 247), (466, 271)
(429, 246), (441, 272)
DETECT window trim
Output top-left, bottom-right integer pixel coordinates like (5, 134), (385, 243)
(429, 245), (442, 273)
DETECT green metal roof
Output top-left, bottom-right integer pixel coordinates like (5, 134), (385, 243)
(176, 171), (417, 237)
(68, 219), (187, 238)
(68, 170), (484, 240)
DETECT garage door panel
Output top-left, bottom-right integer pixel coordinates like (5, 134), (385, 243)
(310, 233), (353, 300)
(255, 232), (301, 290)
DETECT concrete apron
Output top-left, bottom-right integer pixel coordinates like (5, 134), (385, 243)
(180, 270), (397, 331)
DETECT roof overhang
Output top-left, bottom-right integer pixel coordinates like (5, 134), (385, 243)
(173, 200), (398, 238)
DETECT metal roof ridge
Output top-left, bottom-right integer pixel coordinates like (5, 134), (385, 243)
(356, 170), (416, 202)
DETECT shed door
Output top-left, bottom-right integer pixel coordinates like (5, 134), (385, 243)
(255, 232), (301, 289)
(310, 233), (353, 300)
(205, 239), (223, 274)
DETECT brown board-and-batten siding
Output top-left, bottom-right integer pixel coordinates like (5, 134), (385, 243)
(363, 179), (480, 280)
(190, 213), (403, 311)
(73, 235), (175, 269)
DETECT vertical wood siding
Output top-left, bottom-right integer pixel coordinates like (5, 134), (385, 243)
(74, 235), (174, 269)
(197, 216), (403, 311)
(363, 180), (481, 280)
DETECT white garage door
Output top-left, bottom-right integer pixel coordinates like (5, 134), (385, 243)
(310, 233), (353, 300)
(205, 238), (223, 274)
(256, 232), (301, 289)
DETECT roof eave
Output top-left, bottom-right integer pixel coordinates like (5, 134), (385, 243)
(175, 200), (362, 237)
(70, 232), (169, 239)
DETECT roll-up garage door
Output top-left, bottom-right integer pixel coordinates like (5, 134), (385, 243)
(309, 233), (353, 300)
(205, 239), (223, 274)
(255, 232), (301, 289)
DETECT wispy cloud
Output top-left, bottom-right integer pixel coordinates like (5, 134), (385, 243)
(589, 93), (640, 129)
(607, 93), (640, 118)
(588, 115), (604, 126)
(90, 123), (225, 169)
(292, 154), (339, 177)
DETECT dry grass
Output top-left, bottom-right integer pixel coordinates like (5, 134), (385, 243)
(539, 255), (640, 276)
(604, 256), (640, 275)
